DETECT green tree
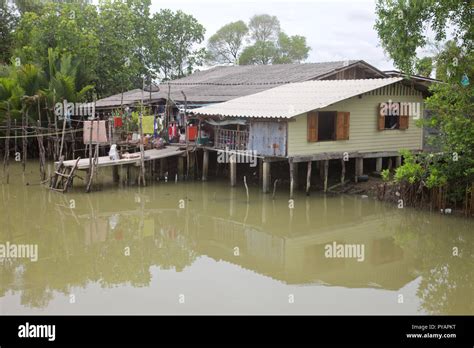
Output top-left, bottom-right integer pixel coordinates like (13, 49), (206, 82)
(414, 56), (432, 77)
(375, 0), (474, 207)
(248, 14), (280, 43)
(273, 32), (310, 64)
(237, 14), (310, 65)
(13, 2), (99, 90)
(0, 1), (18, 64)
(375, 0), (472, 74)
(95, 0), (143, 96)
(150, 9), (206, 80)
(207, 20), (248, 64)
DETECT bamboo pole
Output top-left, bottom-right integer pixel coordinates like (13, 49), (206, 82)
(244, 175), (249, 203)
(86, 119), (94, 192)
(289, 160), (294, 199)
(3, 102), (10, 184)
(272, 178), (279, 200)
(323, 159), (329, 193)
(306, 161), (312, 195)
(138, 80), (146, 186)
(22, 109), (27, 174)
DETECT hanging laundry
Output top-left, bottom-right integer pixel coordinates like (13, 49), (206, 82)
(114, 117), (123, 128)
(142, 115), (155, 134)
(168, 123), (178, 139)
(83, 120), (108, 144)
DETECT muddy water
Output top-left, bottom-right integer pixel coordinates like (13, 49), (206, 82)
(0, 161), (472, 315)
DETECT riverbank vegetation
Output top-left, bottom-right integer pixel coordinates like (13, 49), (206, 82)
(375, 0), (473, 215)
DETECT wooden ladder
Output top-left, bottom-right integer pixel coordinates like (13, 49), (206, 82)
(50, 157), (81, 193)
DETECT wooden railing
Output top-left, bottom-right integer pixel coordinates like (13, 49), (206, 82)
(215, 129), (249, 151)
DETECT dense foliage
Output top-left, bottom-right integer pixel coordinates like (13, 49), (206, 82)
(375, 0), (473, 207)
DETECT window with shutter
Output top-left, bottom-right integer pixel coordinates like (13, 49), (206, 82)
(307, 112), (318, 142)
(336, 112), (350, 140)
(399, 103), (409, 130)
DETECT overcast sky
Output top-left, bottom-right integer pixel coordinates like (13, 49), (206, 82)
(151, 0), (397, 70)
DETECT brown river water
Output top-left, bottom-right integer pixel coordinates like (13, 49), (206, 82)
(0, 161), (472, 314)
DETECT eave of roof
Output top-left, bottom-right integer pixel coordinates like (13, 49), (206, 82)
(191, 77), (403, 119)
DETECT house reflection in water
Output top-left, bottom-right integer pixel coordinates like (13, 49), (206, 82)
(78, 194), (416, 291)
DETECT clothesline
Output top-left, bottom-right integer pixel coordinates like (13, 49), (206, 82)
(0, 128), (82, 139)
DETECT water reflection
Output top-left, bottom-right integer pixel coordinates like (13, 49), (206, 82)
(0, 164), (473, 314)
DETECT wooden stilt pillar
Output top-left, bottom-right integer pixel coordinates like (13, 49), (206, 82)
(323, 159), (329, 192)
(189, 153), (195, 179)
(387, 157), (393, 171)
(376, 157), (383, 173)
(202, 150), (209, 181)
(258, 158), (263, 184)
(178, 156), (184, 180)
(112, 166), (120, 183)
(159, 158), (165, 177)
(230, 154), (236, 187)
(262, 160), (270, 193)
(289, 160), (295, 199)
(306, 161), (312, 195)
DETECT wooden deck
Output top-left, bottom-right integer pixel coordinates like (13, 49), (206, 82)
(58, 147), (185, 170)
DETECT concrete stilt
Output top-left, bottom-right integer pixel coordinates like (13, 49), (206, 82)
(376, 157), (383, 173)
(230, 154), (236, 187)
(202, 150), (209, 181)
(395, 155), (402, 168)
(289, 161), (295, 199)
(340, 158), (346, 184)
(355, 157), (363, 183)
(262, 161), (271, 193)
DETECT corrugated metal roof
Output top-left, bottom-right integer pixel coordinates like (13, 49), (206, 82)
(95, 60), (387, 108)
(191, 78), (403, 119)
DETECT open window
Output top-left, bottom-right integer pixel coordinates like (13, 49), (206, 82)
(307, 111), (350, 142)
(378, 102), (409, 130)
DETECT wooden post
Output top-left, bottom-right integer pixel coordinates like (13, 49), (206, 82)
(230, 153), (236, 187)
(244, 176), (249, 202)
(86, 119), (93, 189)
(387, 157), (393, 171)
(323, 159), (329, 192)
(289, 160), (295, 199)
(3, 102), (10, 184)
(376, 157), (383, 173)
(160, 158), (165, 178)
(189, 152), (195, 179)
(262, 160), (270, 193)
(112, 166), (120, 183)
(178, 156), (184, 180)
(340, 158), (345, 184)
(306, 161), (312, 195)
(258, 158), (263, 184)
(139, 111), (146, 186)
(202, 149), (209, 181)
